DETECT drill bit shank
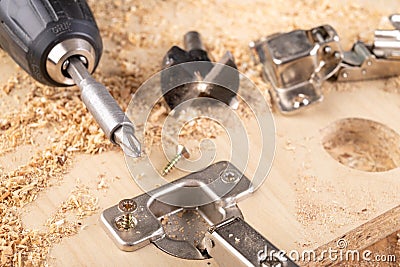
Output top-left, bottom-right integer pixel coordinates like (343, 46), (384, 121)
(67, 57), (141, 158)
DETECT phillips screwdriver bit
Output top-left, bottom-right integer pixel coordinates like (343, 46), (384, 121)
(67, 57), (141, 158)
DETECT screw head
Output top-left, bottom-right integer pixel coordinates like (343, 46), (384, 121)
(292, 93), (310, 109)
(323, 46), (332, 54)
(220, 169), (240, 184)
(177, 144), (190, 159)
(334, 51), (341, 59)
(118, 199), (137, 212)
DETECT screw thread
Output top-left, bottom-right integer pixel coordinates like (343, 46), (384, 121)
(115, 213), (135, 231)
(161, 153), (182, 176)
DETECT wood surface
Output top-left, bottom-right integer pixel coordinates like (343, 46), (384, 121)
(1, 1), (400, 266)
(308, 205), (400, 266)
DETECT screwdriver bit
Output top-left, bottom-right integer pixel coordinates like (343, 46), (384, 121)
(67, 57), (141, 158)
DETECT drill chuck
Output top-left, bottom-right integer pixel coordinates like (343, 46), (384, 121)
(46, 38), (96, 85)
(0, 0), (102, 87)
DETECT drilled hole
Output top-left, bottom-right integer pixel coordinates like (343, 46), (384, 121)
(321, 118), (400, 172)
(160, 209), (209, 248)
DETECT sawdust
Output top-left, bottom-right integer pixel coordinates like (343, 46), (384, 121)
(0, 0), (398, 265)
(0, 181), (97, 266)
(294, 174), (379, 249)
(383, 75), (400, 94)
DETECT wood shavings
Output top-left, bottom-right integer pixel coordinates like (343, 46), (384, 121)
(178, 117), (223, 141)
(383, 75), (400, 94)
(54, 219), (65, 227)
(0, 191), (10, 202)
(284, 139), (296, 151)
(1, 73), (22, 95)
(97, 174), (109, 190)
(45, 183), (99, 243)
(293, 171), (399, 249)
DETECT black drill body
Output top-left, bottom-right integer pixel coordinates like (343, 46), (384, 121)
(0, 0), (102, 86)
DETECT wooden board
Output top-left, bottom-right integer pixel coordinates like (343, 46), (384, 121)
(1, 0), (400, 266)
(309, 205), (400, 266)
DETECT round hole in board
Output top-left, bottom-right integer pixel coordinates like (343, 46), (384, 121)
(321, 118), (400, 172)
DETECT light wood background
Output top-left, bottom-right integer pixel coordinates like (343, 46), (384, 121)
(1, 0), (400, 266)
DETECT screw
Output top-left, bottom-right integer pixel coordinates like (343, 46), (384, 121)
(161, 144), (190, 176)
(292, 93), (310, 109)
(118, 199), (137, 212)
(312, 29), (325, 43)
(220, 169), (240, 184)
(334, 51), (341, 59)
(323, 46), (332, 54)
(115, 213), (137, 231)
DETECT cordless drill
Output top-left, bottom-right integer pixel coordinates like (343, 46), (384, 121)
(0, 0), (140, 157)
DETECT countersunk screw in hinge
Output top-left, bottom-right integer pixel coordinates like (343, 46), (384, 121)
(115, 213), (137, 231)
(114, 199), (138, 231)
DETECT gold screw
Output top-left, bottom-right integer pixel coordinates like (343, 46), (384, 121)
(118, 199), (137, 212)
(161, 144), (190, 176)
(115, 213), (136, 231)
